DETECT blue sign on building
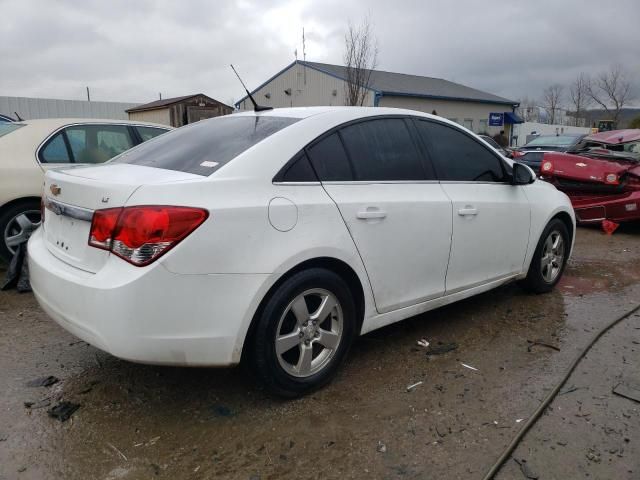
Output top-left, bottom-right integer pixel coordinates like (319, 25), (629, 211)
(489, 113), (504, 126)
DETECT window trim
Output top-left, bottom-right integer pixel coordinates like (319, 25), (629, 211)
(412, 117), (511, 183)
(36, 122), (170, 165)
(273, 114), (438, 184)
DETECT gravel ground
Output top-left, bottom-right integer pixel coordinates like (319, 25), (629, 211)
(0, 224), (639, 480)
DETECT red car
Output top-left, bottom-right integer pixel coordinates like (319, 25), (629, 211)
(539, 129), (640, 224)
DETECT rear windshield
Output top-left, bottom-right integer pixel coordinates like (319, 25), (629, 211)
(112, 115), (300, 176)
(0, 123), (25, 138)
(525, 135), (580, 147)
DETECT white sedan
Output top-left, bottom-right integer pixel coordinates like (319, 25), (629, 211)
(28, 107), (574, 397)
(0, 119), (170, 262)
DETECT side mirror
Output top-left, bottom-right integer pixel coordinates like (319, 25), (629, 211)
(511, 162), (535, 185)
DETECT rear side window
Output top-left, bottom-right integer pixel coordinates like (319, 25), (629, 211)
(415, 120), (506, 182)
(113, 116), (300, 176)
(339, 118), (427, 181)
(306, 133), (353, 181)
(40, 132), (70, 163)
(275, 152), (318, 182)
(135, 126), (169, 141)
(65, 125), (135, 163)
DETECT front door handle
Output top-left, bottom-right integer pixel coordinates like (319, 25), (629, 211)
(356, 209), (387, 220)
(458, 207), (478, 216)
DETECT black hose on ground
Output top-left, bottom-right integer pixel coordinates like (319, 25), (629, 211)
(482, 302), (640, 480)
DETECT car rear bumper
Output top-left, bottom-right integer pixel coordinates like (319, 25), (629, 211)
(28, 228), (269, 366)
(570, 191), (640, 224)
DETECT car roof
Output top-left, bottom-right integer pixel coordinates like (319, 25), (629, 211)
(231, 106), (460, 127)
(16, 118), (172, 129)
(585, 129), (640, 144)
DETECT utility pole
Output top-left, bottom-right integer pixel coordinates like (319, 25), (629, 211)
(302, 27), (307, 85)
(159, 92), (162, 100)
(86, 86), (90, 102)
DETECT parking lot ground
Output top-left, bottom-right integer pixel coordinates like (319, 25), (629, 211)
(1, 224), (639, 480)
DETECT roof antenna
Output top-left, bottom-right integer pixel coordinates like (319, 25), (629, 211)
(230, 64), (273, 112)
(14, 111), (23, 121)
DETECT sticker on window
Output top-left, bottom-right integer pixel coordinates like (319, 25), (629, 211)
(200, 161), (219, 168)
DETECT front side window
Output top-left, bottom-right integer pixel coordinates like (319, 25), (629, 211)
(113, 115), (300, 176)
(339, 118), (427, 181)
(415, 120), (506, 182)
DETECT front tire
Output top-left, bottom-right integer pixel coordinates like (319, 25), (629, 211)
(249, 268), (357, 398)
(520, 218), (569, 293)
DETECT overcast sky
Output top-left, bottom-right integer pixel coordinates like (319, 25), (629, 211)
(1, 0), (638, 108)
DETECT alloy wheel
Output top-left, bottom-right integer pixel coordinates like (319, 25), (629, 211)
(275, 288), (343, 378)
(4, 210), (41, 255)
(540, 230), (564, 283)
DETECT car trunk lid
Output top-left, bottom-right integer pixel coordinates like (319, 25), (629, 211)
(42, 164), (202, 272)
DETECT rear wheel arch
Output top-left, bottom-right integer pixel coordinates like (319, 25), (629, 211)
(240, 257), (366, 364)
(0, 196), (42, 213)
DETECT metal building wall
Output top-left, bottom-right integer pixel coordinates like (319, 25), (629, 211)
(0, 96), (140, 120)
(128, 109), (172, 126)
(237, 63), (374, 110)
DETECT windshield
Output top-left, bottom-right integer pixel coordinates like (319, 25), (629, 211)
(0, 123), (25, 138)
(112, 115), (300, 176)
(525, 135), (580, 147)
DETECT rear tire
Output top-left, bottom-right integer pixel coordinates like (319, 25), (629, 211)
(520, 218), (569, 293)
(249, 268), (356, 398)
(0, 200), (42, 264)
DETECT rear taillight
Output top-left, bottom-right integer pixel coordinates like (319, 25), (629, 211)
(541, 160), (554, 173)
(89, 206), (208, 266)
(512, 150), (524, 158)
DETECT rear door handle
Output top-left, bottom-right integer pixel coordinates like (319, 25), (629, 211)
(458, 207), (478, 216)
(356, 209), (387, 220)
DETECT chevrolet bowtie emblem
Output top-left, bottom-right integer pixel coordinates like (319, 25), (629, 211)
(50, 184), (61, 196)
(576, 162), (587, 167)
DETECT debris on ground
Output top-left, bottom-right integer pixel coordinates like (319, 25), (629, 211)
(558, 384), (586, 395)
(376, 441), (387, 453)
(2, 242), (31, 292)
(47, 401), (80, 422)
(406, 381), (423, 392)
(601, 219), (619, 235)
(613, 382), (640, 403)
(107, 442), (128, 461)
(513, 458), (539, 479)
(24, 398), (51, 409)
(586, 448), (602, 463)
(26, 375), (59, 388)
(416, 339), (430, 348)
(425, 342), (458, 356)
(461, 363), (478, 371)
(527, 339), (560, 352)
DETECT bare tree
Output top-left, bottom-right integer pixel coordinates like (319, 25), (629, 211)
(343, 17), (378, 106)
(568, 73), (591, 127)
(586, 64), (634, 126)
(542, 85), (564, 124)
(516, 96), (538, 122)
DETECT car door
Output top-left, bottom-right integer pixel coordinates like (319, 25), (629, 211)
(38, 124), (136, 170)
(307, 117), (453, 314)
(414, 119), (531, 294)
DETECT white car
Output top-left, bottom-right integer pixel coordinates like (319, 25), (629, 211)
(0, 119), (170, 262)
(28, 107), (574, 397)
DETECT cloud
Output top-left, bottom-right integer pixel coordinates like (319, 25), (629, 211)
(0, 0), (638, 107)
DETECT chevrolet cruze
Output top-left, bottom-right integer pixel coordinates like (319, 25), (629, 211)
(28, 107), (575, 397)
